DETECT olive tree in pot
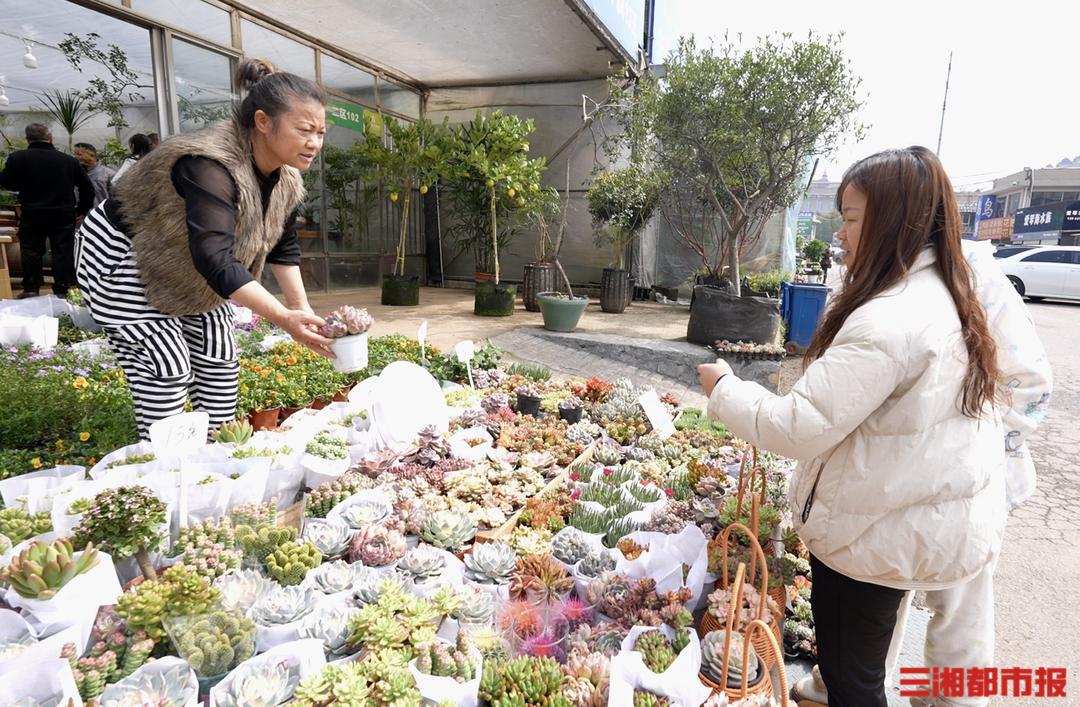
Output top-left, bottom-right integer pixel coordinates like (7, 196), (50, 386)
(585, 166), (659, 313)
(607, 33), (864, 344)
(442, 110), (547, 317)
(364, 114), (451, 306)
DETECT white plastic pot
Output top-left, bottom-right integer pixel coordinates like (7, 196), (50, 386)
(329, 333), (369, 373)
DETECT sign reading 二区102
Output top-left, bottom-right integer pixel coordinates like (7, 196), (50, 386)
(326, 98), (365, 133)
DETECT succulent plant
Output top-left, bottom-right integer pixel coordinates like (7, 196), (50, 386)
(633, 689), (673, 707)
(348, 523), (407, 567)
(299, 605), (361, 658)
(414, 633), (478, 682)
(170, 609), (257, 677)
(179, 539), (242, 582)
(633, 629), (687, 674)
(265, 540), (321, 586)
(591, 445), (622, 467)
(418, 510), (476, 552)
(615, 537), (648, 561)
(304, 431), (350, 460)
(308, 559), (367, 593)
(73, 484), (167, 581)
(450, 584), (497, 624)
(98, 663), (195, 707)
(216, 657), (301, 707)
(463, 541), (516, 585)
(235, 524), (298, 565)
(700, 629), (758, 685)
(397, 545), (447, 583)
(303, 478), (365, 519)
(477, 655), (568, 707)
(511, 552), (573, 601)
(584, 570), (633, 617)
(211, 418), (254, 445)
(169, 516), (235, 557)
(0, 507), (52, 544)
(575, 550), (618, 579)
(706, 582), (780, 632)
(339, 499), (391, 529)
(317, 305), (373, 338)
(253, 584), (317, 625)
(352, 569), (413, 606)
(230, 500), (279, 530)
(0, 537), (99, 599)
(300, 519), (352, 559)
(551, 528), (592, 565)
(214, 568), (273, 613)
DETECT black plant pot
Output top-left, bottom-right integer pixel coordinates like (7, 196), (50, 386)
(474, 281), (517, 317)
(381, 274), (420, 306)
(558, 407), (583, 423)
(516, 393), (542, 416)
(687, 284), (781, 346)
(600, 268), (631, 313)
(522, 262), (556, 312)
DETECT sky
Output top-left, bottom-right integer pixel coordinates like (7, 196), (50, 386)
(652, 0), (1078, 191)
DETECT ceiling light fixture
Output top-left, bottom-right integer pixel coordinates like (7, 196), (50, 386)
(23, 41), (37, 69)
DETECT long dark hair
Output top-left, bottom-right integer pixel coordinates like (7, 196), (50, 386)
(234, 57), (326, 129)
(804, 146), (998, 418)
(128, 133), (152, 159)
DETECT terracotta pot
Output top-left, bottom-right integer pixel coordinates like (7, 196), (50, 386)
(247, 407), (281, 431)
(332, 384), (354, 402)
(310, 399), (328, 410)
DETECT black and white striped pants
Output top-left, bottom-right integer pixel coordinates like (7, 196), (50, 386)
(76, 201), (239, 439)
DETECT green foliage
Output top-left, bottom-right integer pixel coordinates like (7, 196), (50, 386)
(98, 138), (130, 169)
(37, 90), (94, 152)
(802, 238), (829, 264)
(319, 142), (379, 250)
(506, 362), (551, 382)
(586, 166), (660, 269)
(608, 33), (864, 286)
(59, 32), (146, 129)
(744, 268), (790, 298)
(673, 408), (728, 438)
(0, 345), (137, 479)
(73, 485), (168, 559)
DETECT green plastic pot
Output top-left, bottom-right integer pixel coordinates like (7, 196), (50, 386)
(474, 281), (517, 317)
(381, 274), (420, 306)
(536, 292), (589, 332)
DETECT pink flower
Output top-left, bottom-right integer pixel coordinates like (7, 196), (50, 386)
(603, 468), (613, 475)
(664, 489), (674, 496)
(571, 491), (582, 500)
(569, 473), (580, 481)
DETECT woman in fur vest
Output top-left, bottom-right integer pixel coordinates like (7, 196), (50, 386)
(75, 58), (334, 439)
(698, 146), (1005, 707)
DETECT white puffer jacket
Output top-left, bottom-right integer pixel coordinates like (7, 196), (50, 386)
(708, 249), (1005, 590)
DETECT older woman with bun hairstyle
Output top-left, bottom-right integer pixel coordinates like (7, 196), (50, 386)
(75, 58), (334, 439)
(698, 146), (1005, 707)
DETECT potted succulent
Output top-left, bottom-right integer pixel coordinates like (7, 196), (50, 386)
(348, 523), (408, 569)
(317, 305), (374, 373)
(299, 605), (362, 660)
(557, 396), (584, 423)
(418, 510), (477, 557)
(213, 656), (301, 707)
(585, 166), (659, 313)
(699, 629), (763, 690)
(514, 384), (542, 417)
(462, 540), (516, 591)
(165, 609), (257, 696)
(0, 537), (99, 600)
(363, 114), (452, 306)
(72, 485), (168, 582)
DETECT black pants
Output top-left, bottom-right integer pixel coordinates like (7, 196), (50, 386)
(810, 554), (907, 707)
(18, 208), (77, 295)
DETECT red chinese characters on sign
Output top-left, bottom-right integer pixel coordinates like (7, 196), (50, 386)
(899, 667), (1067, 697)
(974, 216), (1016, 241)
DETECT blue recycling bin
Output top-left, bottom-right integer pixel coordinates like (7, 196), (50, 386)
(781, 281), (832, 354)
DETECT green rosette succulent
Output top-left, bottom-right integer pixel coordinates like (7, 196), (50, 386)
(418, 510), (476, 553)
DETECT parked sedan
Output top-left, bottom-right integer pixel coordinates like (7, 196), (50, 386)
(995, 245), (1080, 302)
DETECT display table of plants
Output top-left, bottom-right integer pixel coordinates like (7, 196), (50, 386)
(0, 328), (817, 706)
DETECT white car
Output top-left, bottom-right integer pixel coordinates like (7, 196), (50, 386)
(994, 245), (1080, 302)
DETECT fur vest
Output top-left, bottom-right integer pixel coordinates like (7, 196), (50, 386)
(112, 120), (305, 316)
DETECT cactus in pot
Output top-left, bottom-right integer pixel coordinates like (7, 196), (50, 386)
(348, 523), (408, 567)
(301, 519), (352, 560)
(463, 540), (516, 585)
(397, 545), (447, 584)
(265, 540), (321, 586)
(215, 657), (300, 707)
(299, 605), (361, 659)
(252, 584), (318, 625)
(235, 524), (299, 567)
(169, 609), (257, 677)
(418, 510), (476, 553)
(0, 537), (99, 599)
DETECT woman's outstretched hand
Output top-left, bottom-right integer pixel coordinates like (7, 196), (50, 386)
(697, 358), (734, 397)
(282, 309), (336, 358)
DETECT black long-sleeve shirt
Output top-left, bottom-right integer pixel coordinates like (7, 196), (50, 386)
(106, 155), (300, 298)
(0, 141), (95, 215)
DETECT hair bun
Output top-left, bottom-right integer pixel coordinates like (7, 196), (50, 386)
(235, 57), (277, 92)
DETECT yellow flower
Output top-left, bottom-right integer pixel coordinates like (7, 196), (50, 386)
(55, 440), (65, 451)
(72, 377), (88, 390)
(31, 458), (42, 469)
(79, 432), (90, 442)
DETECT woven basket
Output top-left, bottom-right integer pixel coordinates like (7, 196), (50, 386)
(699, 564), (789, 705)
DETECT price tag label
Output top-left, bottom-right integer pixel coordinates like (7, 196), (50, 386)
(149, 412), (209, 460)
(637, 390), (676, 440)
(417, 321), (428, 357)
(455, 340), (475, 363)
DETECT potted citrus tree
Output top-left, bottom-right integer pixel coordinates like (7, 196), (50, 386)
(442, 110), (547, 317)
(585, 166), (658, 313)
(364, 114), (451, 306)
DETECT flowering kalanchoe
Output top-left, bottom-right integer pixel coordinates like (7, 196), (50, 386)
(317, 305), (374, 338)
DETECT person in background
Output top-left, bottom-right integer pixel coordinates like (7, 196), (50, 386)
(0, 123), (95, 298)
(74, 142), (115, 208)
(75, 58), (333, 439)
(112, 133), (153, 182)
(147, 132), (159, 149)
(698, 146), (1005, 707)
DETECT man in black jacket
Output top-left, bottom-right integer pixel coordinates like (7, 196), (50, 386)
(0, 124), (95, 298)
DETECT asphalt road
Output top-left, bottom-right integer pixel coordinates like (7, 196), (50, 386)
(992, 298), (1080, 705)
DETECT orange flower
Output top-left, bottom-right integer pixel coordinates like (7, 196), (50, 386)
(31, 458), (42, 469)
(79, 432), (90, 442)
(72, 377), (88, 390)
(286, 356), (297, 365)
